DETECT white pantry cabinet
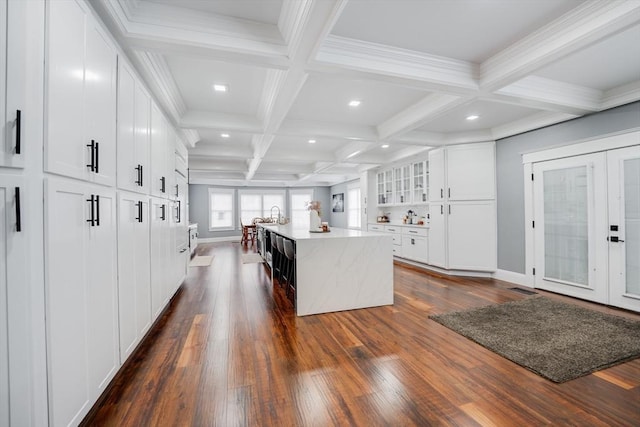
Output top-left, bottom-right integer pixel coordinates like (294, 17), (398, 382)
(45, 178), (119, 427)
(117, 192), (151, 363)
(117, 61), (151, 194)
(447, 201), (496, 270)
(45, 0), (117, 186)
(0, 0), (27, 168)
(428, 204), (447, 268)
(0, 175), (29, 426)
(150, 103), (170, 198)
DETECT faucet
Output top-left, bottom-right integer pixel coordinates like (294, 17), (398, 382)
(270, 206), (281, 224)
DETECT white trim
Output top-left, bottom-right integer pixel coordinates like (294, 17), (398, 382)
(522, 129), (640, 164)
(198, 237), (241, 244)
(393, 258), (494, 278)
(492, 269), (533, 288)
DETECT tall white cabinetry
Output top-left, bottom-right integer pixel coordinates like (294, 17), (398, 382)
(150, 197), (171, 318)
(117, 192), (151, 363)
(45, 179), (118, 427)
(45, 0), (117, 186)
(428, 142), (497, 271)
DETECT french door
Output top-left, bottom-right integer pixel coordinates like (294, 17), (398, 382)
(533, 145), (640, 311)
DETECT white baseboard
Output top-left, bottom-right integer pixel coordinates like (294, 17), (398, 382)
(198, 236), (241, 244)
(492, 269), (533, 288)
(394, 258), (494, 278)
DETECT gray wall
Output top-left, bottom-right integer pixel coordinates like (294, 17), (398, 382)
(188, 184), (330, 239)
(328, 180), (356, 228)
(496, 101), (640, 274)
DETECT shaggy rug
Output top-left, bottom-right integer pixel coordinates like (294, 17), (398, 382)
(429, 296), (640, 382)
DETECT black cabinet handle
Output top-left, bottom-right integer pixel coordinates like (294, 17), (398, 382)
(135, 165), (142, 186)
(175, 184), (179, 198)
(177, 200), (181, 223)
(15, 187), (21, 232)
(86, 195), (95, 226)
(448, 204), (451, 215)
(135, 201), (143, 223)
(95, 195), (100, 226)
(161, 204), (166, 221)
(440, 205), (443, 215)
(448, 188), (450, 198)
(140, 165), (143, 186)
(161, 176), (165, 193)
(86, 140), (95, 172)
(440, 188), (443, 198)
(15, 110), (21, 154)
(95, 142), (99, 174)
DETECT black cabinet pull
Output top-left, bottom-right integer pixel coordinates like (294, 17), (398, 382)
(95, 142), (99, 173)
(177, 200), (181, 223)
(135, 165), (142, 186)
(15, 187), (21, 232)
(135, 201), (143, 223)
(86, 195), (95, 226)
(161, 176), (165, 193)
(175, 184), (179, 198)
(140, 165), (143, 186)
(160, 204), (166, 221)
(448, 188), (450, 198)
(95, 195), (100, 226)
(440, 188), (443, 198)
(448, 204), (451, 215)
(15, 110), (21, 154)
(86, 140), (95, 172)
(440, 205), (443, 215)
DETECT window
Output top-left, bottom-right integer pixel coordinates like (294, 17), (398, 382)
(290, 189), (314, 226)
(208, 188), (235, 231)
(239, 190), (286, 225)
(348, 187), (361, 229)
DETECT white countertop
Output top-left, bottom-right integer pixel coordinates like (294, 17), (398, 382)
(259, 223), (387, 241)
(369, 221), (429, 229)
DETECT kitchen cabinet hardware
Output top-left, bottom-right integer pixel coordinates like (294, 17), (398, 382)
(15, 187), (21, 232)
(177, 201), (181, 223)
(160, 204), (166, 221)
(135, 201), (143, 223)
(87, 140), (96, 172)
(87, 194), (95, 226)
(135, 164), (143, 186)
(160, 176), (165, 193)
(15, 110), (21, 154)
(95, 195), (100, 226)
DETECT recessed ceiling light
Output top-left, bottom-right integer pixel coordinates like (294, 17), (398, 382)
(381, 144), (389, 148)
(466, 115), (479, 121)
(308, 139), (316, 144)
(348, 100), (361, 107)
(213, 84), (228, 92)
(221, 133), (230, 138)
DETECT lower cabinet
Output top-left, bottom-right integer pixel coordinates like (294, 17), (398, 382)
(401, 227), (428, 263)
(117, 192), (151, 363)
(45, 178), (119, 427)
(150, 196), (171, 318)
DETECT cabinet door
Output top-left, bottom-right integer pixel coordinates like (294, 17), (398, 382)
(0, 176), (28, 426)
(447, 201), (497, 271)
(84, 23), (117, 186)
(0, 0), (27, 168)
(428, 203), (447, 268)
(429, 148), (445, 202)
(150, 197), (169, 317)
(117, 193), (151, 362)
(45, 179), (91, 427)
(402, 235), (428, 263)
(116, 62), (136, 192)
(412, 161), (427, 203)
(447, 142), (495, 200)
(134, 85), (151, 194)
(86, 188), (119, 392)
(45, 0), (87, 180)
(150, 104), (168, 198)
(175, 173), (188, 248)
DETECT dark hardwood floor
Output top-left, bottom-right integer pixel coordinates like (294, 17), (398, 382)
(84, 242), (640, 426)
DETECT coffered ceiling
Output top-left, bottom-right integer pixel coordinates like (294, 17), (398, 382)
(90, 0), (640, 186)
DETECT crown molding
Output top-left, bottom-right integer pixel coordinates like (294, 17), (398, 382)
(316, 35), (478, 91)
(131, 50), (187, 123)
(491, 111), (580, 140)
(179, 129), (200, 148)
(601, 80), (640, 111)
(495, 76), (602, 113)
(481, 0), (640, 91)
(377, 93), (468, 140)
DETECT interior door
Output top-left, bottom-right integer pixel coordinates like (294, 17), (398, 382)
(608, 145), (640, 311)
(533, 152), (609, 303)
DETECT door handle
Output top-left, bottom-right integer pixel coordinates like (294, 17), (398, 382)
(175, 184), (179, 198)
(86, 140), (96, 172)
(161, 204), (166, 221)
(15, 110), (21, 154)
(135, 201), (143, 223)
(177, 200), (181, 223)
(94, 142), (99, 174)
(95, 195), (100, 226)
(608, 236), (625, 242)
(15, 187), (21, 232)
(161, 176), (166, 193)
(86, 195), (95, 226)
(135, 165), (143, 186)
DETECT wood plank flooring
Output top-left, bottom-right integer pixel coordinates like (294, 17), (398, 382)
(83, 242), (640, 426)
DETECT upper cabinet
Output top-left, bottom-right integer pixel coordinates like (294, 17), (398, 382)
(377, 160), (429, 206)
(45, 0), (117, 186)
(412, 161), (428, 204)
(150, 102), (171, 199)
(117, 61), (151, 194)
(0, 0), (27, 168)
(429, 142), (495, 202)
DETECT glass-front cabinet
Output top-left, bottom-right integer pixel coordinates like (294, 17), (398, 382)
(377, 170), (393, 205)
(394, 165), (411, 204)
(413, 161), (428, 204)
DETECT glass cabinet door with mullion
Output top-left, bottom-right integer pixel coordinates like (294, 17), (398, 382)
(413, 161), (428, 203)
(401, 164), (411, 204)
(384, 169), (393, 205)
(377, 172), (386, 204)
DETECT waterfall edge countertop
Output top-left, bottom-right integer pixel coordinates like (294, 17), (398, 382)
(258, 223), (394, 316)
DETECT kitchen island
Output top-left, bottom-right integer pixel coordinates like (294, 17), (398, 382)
(259, 223), (394, 316)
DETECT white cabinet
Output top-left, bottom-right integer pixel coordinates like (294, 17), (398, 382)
(378, 160), (429, 206)
(150, 103), (170, 198)
(0, 175), (29, 426)
(393, 165), (411, 205)
(376, 170), (393, 205)
(401, 227), (428, 263)
(427, 142), (497, 271)
(384, 225), (403, 256)
(46, 0), (117, 186)
(117, 62), (151, 194)
(0, 0), (27, 168)
(150, 196), (171, 317)
(45, 178), (118, 427)
(412, 161), (428, 204)
(447, 202), (497, 270)
(175, 173), (188, 248)
(117, 192), (151, 363)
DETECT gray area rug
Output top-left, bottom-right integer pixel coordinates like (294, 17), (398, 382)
(241, 253), (264, 264)
(429, 296), (640, 383)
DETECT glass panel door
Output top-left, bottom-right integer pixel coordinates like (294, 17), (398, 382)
(533, 152), (608, 303)
(608, 145), (640, 311)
